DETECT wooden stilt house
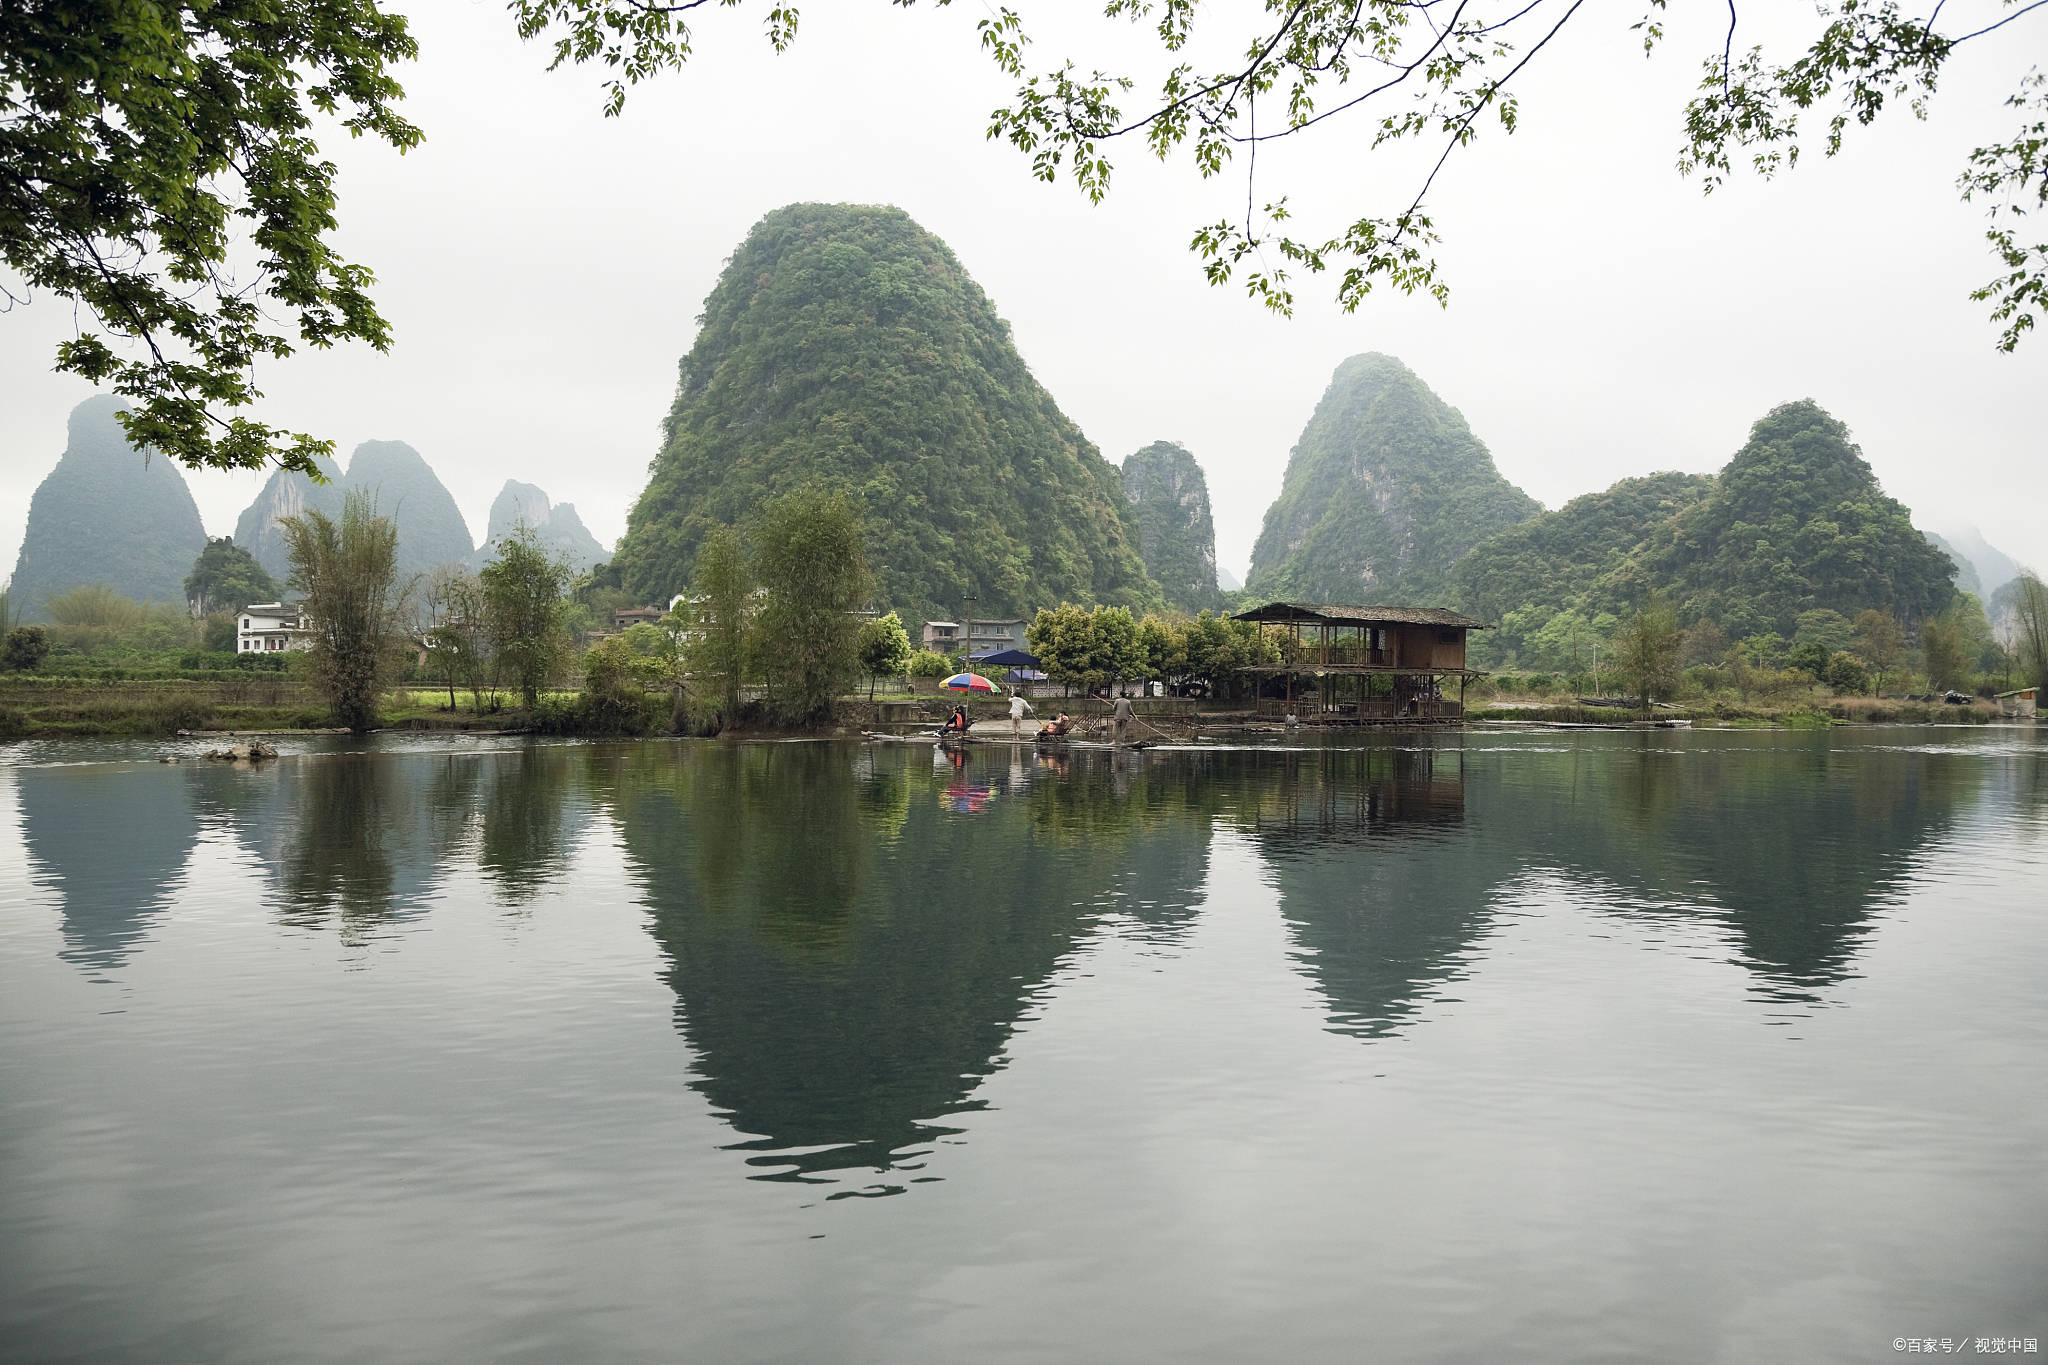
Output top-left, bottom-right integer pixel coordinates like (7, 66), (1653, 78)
(1230, 602), (1489, 722)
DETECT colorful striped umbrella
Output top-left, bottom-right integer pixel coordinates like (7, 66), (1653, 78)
(942, 672), (999, 692)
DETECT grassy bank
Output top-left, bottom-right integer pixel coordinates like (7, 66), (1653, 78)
(0, 680), (549, 739)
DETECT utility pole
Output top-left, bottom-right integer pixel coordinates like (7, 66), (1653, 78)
(961, 595), (975, 672)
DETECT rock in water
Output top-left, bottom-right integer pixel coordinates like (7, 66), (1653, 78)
(10, 396), (208, 617)
(610, 203), (1160, 625)
(1247, 354), (1540, 604)
(473, 480), (610, 573)
(1120, 441), (1223, 613)
(233, 455), (346, 585)
(341, 440), (474, 581)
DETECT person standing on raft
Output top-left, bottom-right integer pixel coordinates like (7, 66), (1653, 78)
(1008, 689), (1034, 739)
(1111, 693), (1135, 747)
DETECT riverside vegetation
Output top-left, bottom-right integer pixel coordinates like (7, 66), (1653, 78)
(6, 209), (2046, 736)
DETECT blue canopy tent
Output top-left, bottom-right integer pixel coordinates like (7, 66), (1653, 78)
(1004, 668), (1048, 685)
(968, 647), (1040, 669)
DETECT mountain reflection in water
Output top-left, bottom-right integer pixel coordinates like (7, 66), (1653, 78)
(10, 731), (2028, 1189)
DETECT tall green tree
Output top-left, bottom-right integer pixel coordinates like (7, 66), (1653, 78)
(480, 526), (572, 713)
(856, 611), (914, 700)
(751, 486), (873, 726)
(1920, 612), (1970, 693)
(688, 524), (756, 724)
(1853, 609), (1907, 695)
(4, 2), (420, 473)
(184, 537), (278, 615)
(2011, 575), (2048, 693)
(281, 490), (403, 734)
(1610, 594), (1682, 709)
(422, 563), (490, 713)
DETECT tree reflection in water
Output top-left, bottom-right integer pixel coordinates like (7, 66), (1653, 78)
(9, 731), (2024, 1192)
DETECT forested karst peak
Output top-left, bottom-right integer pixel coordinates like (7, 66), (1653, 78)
(11, 395), (208, 617)
(611, 202), (1160, 625)
(1450, 399), (1964, 669)
(1246, 353), (1540, 603)
(1120, 441), (1223, 613)
(1450, 470), (1718, 640)
(1635, 400), (1956, 637)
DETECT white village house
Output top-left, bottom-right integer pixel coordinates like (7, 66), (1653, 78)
(237, 602), (310, 654)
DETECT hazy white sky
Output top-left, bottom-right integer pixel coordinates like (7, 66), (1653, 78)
(4, 1), (2044, 587)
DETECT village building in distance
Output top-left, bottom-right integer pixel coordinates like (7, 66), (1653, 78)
(236, 602), (309, 654)
(921, 617), (1031, 656)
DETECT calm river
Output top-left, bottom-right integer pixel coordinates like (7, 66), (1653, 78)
(1, 727), (2043, 1363)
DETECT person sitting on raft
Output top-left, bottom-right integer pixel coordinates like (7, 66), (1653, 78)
(941, 705), (971, 736)
(1038, 712), (1072, 739)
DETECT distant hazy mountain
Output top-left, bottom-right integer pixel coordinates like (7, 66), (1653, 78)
(233, 455), (346, 584)
(235, 440), (472, 586)
(1936, 523), (2027, 600)
(473, 480), (610, 573)
(1217, 564), (1243, 593)
(11, 396), (207, 617)
(610, 202), (1160, 626)
(1247, 354), (1540, 603)
(1120, 441), (1222, 613)
(342, 440), (475, 580)
(1923, 531), (1982, 600)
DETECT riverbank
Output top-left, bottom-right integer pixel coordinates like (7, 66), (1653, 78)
(0, 680), (548, 739)
(2, 679), (2021, 739)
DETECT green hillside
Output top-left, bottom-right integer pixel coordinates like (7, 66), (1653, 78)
(1120, 441), (1223, 613)
(11, 396), (208, 617)
(1246, 354), (1540, 604)
(1449, 471), (1716, 663)
(610, 203), (1160, 624)
(1636, 400), (1956, 637)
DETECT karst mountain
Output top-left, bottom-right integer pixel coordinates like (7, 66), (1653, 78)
(473, 480), (609, 573)
(1119, 441), (1223, 613)
(610, 203), (1160, 624)
(235, 441), (471, 586)
(10, 396), (208, 617)
(1631, 400), (1956, 638)
(1247, 354), (1541, 603)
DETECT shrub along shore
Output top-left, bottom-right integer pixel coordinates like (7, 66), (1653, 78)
(0, 676), (2014, 740)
